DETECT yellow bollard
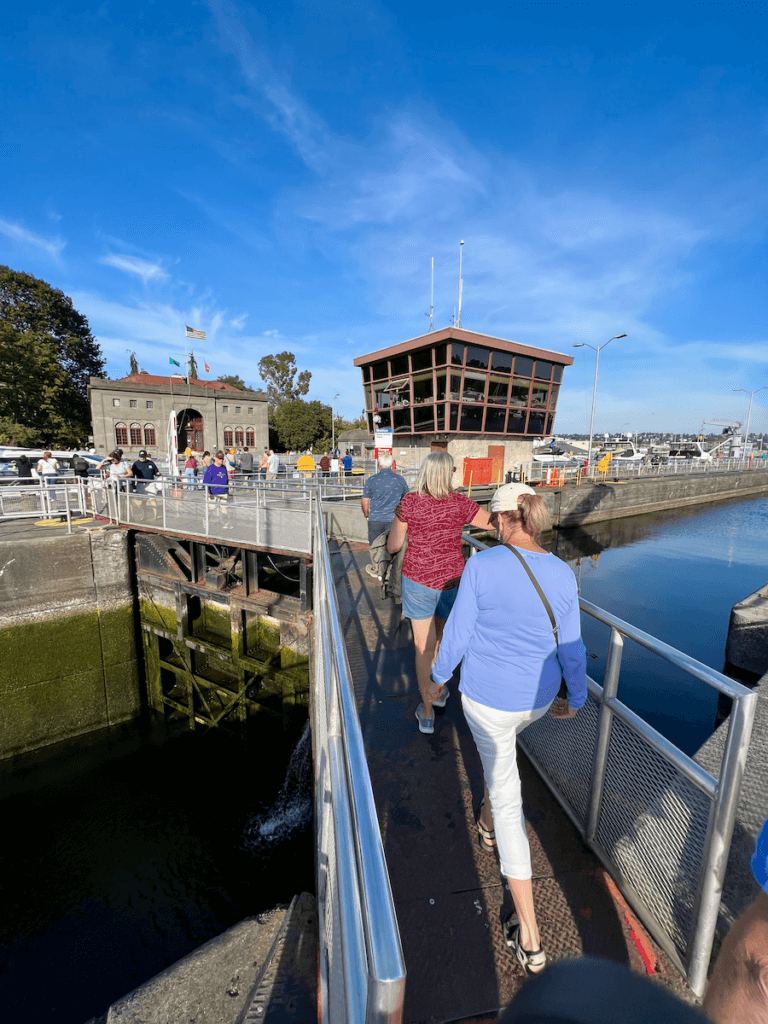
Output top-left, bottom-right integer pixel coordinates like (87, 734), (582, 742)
(467, 470), (473, 499)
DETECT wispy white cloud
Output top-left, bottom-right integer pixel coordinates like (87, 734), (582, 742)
(100, 254), (170, 283)
(0, 217), (65, 258)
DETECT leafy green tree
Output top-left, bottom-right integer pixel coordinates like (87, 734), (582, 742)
(0, 266), (105, 445)
(258, 352), (311, 411)
(216, 374), (248, 390)
(274, 399), (331, 451)
(0, 416), (42, 447)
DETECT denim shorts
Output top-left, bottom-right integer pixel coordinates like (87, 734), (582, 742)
(401, 575), (458, 621)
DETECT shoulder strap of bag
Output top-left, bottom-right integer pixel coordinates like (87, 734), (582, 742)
(502, 543), (559, 646)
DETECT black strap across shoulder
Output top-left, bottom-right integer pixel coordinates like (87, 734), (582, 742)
(502, 543), (559, 646)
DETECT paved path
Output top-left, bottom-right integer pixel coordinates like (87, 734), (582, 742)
(330, 540), (694, 1023)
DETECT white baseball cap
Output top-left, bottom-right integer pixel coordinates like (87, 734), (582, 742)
(489, 482), (536, 513)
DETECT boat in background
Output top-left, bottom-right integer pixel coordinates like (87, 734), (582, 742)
(592, 434), (648, 464)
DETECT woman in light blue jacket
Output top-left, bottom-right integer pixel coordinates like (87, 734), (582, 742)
(432, 482), (587, 976)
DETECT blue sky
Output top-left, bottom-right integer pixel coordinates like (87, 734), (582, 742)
(1, 0), (766, 434)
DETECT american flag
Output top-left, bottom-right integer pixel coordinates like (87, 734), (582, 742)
(185, 325), (206, 340)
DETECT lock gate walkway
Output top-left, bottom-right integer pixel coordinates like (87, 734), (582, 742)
(328, 539), (697, 1023)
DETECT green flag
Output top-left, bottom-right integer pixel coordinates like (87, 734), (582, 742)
(169, 357), (180, 367)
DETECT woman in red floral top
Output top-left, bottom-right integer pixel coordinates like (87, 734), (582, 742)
(387, 451), (492, 734)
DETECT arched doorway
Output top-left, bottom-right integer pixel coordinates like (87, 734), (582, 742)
(177, 408), (204, 453)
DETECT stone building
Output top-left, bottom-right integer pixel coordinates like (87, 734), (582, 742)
(88, 373), (269, 459)
(353, 327), (574, 476)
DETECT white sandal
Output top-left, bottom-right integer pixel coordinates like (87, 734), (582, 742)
(504, 920), (547, 975)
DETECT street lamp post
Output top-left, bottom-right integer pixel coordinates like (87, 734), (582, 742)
(331, 393), (340, 456)
(733, 387), (768, 452)
(573, 334), (628, 469)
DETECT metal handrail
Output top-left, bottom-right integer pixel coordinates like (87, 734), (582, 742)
(0, 479), (90, 532)
(312, 496), (406, 1024)
(462, 532), (757, 996)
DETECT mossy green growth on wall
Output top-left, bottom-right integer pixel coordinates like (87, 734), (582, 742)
(138, 597), (181, 635)
(0, 605), (137, 690)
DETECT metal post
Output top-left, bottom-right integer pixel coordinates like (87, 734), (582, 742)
(586, 627), (624, 842)
(162, 479), (167, 530)
(686, 689), (758, 996)
(587, 346), (599, 469)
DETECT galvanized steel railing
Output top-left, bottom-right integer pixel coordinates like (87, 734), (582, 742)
(312, 497), (406, 1024)
(521, 457), (768, 484)
(0, 478), (90, 532)
(463, 533), (757, 997)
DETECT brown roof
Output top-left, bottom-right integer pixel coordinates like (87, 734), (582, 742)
(116, 374), (242, 390)
(353, 327), (574, 367)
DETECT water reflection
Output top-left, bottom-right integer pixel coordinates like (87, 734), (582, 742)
(536, 495), (768, 754)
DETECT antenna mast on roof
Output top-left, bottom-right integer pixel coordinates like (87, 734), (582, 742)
(426, 257), (434, 332)
(457, 240), (464, 328)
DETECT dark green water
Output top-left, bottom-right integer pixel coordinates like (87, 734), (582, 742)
(0, 720), (313, 1023)
(546, 494), (768, 753)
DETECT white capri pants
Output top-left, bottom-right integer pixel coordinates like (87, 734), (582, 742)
(462, 692), (552, 880)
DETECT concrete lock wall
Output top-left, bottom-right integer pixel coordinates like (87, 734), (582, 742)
(0, 529), (141, 759)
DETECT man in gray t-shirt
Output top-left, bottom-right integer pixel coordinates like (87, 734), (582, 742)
(361, 453), (409, 578)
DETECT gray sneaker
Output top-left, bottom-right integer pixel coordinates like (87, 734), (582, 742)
(415, 703), (434, 734)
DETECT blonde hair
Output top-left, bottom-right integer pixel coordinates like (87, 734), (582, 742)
(414, 450), (454, 500)
(498, 493), (551, 543)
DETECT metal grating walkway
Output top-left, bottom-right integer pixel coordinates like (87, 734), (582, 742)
(329, 540), (696, 1023)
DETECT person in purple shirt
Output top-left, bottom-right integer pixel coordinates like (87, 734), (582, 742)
(431, 482), (586, 978)
(202, 452), (229, 518)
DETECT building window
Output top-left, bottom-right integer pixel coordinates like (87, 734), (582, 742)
(412, 372), (433, 404)
(144, 423), (156, 447)
(534, 360), (553, 380)
(235, 406), (241, 415)
(393, 407), (411, 433)
(549, 385), (559, 410)
(413, 405), (435, 432)
(129, 399), (137, 408)
(460, 405), (483, 432)
(450, 343), (464, 365)
(485, 407), (507, 432)
(247, 407), (253, 414)
(435, 404), (446, 430)
(433, 345), (447, 367)
(531, 384), (549, 408)
(130, 423), (142, 446)
(246, 429), (255, 447)
(222, 405), (229, 413)
(374, 409), (392, 429)
(435, 372), (447, 402)
(553, 365), (563, 383)
(411, 348), (432, 372)
(112, 398), (120, 407)
(510, 380), (530, 407)
(390, 355), (408, 377)
(488, 375), (510, 404)
(514, 356), (534, 377)
(507, 410), (527, 434)
(462, 372), (486, 403)
(223, 427), (234, 448)
(115, 422), (128, 445)
(449, 404), (459, 430)
(235, 428), (244, 447)
(491, 351), (512, 373)
(528, 411), (546, 434)
(374, 383), (391, 409)
(449, 373), (462, 401)
(466, 346), (489, 370)
(146, 400), (153, 409)
(371, 360), (388, 380)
